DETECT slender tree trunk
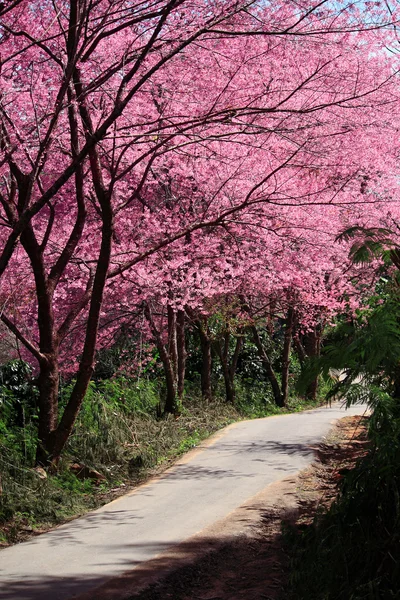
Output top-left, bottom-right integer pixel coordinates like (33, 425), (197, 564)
(267, 299), (276, 336)
(176, 309), (186, 401)
(216, 332), (243, 404)
(222, 366), (235, 403)
(229, 334), (243, 404)
(251, 325), (284, 407)
(144, 302), (179, 415)
(302, 326), (322, 401)
(165, 305), (180, 413)
(10, 117), (87, 465)
(281, 306), (295, 407)
(230, 335), (243, 383)
(293, 334), (307, 366)
(47, 199), (113, 462)
(239, 296), (283, 407)
(36, 356), (60, 464)
(34, 78), (88, 464)
(154, 335), (178, 414)
(201, 338), (212, 400)
(198, 319), (212, 401)
(164, 359), (178, 415)
(17, 221), (60, 465)
(167, 305), (178, 381)
(37, 66), (114, 464)
(216, 332), (230, 403)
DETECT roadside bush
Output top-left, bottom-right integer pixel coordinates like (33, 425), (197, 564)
(285, 396), (400, 600)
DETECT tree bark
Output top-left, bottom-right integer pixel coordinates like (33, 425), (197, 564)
(267, 299), (276, 337)
(144, 303), (179, 415)
(35, 356), (60, 464)
(176, 309), (186, 401)
(251, 325), (283, 407)
(302, 326), (322, 400)
(45, 85), (115, 463)
(197, 318), (212, 401)
(164, 357), (178, 415)
(239, 296), (283, 407)
(17, 217), (60, 464)
(167, 305), (178, 381)
(222, 364), (235, 403)
(293, 334), (307, 366)
(47, 194), (113, 462)
(216, 332), (243, 404)
(281, 306), (295, 407)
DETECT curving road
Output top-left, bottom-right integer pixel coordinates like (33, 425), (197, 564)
(0, 402), (367, 600)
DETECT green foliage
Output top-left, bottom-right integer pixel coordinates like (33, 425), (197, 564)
(237, 334), (281, 382)
(60, 377), (161, 474)
(175, 431), (202, 454)
(0, 360), (38, 424)
(92, 329), (143, 380)
(336, 226), (395, 265)
(285, 395), (400, 600)
(0, 359), (33, 394)
(0, 360), (38, 465)
(288, 275), (400, 600)
(298, 292), (400, 404)
(234, 376), (280, 418)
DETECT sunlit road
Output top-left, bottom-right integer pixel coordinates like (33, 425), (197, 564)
(0, 402), (367, 600)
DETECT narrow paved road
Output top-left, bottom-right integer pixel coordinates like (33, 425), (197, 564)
(0, 403), (367, 600)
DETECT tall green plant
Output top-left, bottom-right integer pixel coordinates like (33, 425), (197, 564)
(289, 235), (400, 600)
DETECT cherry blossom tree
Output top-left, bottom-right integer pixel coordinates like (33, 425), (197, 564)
(0, 0), (399, 463)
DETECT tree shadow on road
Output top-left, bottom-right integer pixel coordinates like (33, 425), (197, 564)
(0, 504), (294, 600)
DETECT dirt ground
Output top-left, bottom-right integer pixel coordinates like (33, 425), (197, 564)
(79, 414), (369, 600)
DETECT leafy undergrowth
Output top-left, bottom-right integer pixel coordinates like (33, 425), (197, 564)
(284, 412), (400, 600)
(0, 389), (322, 547)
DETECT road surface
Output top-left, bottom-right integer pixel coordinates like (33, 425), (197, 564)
(0, 402), (367, 600)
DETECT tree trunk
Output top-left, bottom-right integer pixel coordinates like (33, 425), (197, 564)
(176, 309), (186, 401)
(239, 296), (283, 407)
(164, 358), (178, 414)
(36, 355), (60, 464)
(154, 335), (178, 415)
(216, 332), (243, 404)
(293, 335), (307, 366)
(302, 326), (322, 401)
(46, 158), (114, 462)
(167, 305), (178, 381)
(35, 69), (115, 464)
(267, 299), (276, 337)
(17, 221), (60, 465)
(281, 306), (295, 407)
(144, 302), (179, 415)
(198, 319), (212, 401)
(251, 325), (284, 407)
(222, 363), (235, 404)
(165, 305), (180, 413)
